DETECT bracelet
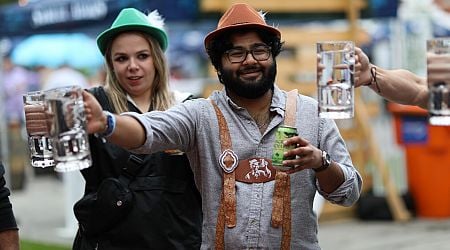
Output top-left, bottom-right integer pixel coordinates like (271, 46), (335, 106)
(100, 111), (116, 137)
(370, 66), (381, 94)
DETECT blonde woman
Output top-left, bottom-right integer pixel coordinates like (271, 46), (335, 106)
(72, 8), (201, 249)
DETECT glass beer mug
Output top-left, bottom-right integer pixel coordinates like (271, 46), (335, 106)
(45, 85), (92, 172)
(23, 90), (55, 168)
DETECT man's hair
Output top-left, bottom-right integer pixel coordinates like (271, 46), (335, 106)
(206, 27), (283, 71)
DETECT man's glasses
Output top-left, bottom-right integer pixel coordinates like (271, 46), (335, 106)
(225, 45), (271, 63)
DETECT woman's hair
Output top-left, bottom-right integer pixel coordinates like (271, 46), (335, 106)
(206, 27), (283, 72)
(103, 31), (174, 113)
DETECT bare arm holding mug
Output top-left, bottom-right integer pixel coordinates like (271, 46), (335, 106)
(354, 47), (429, 108)
(318, 47), (432, 108)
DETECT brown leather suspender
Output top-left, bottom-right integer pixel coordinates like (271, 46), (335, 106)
(211, 102), (236, 250)
(271, 89), (298, 250)
(211, 89), (298, 250)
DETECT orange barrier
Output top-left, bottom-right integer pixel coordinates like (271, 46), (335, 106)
(389, 103), (450, 218)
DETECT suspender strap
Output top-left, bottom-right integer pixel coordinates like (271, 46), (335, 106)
(211, 89), (298, 250)
(271, 89), (298, 250)
(211, 100), (236, 250)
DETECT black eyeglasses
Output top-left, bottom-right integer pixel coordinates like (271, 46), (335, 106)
(225, 45), (271, 63)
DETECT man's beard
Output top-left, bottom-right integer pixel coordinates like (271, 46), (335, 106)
(220, 62), (276, 99)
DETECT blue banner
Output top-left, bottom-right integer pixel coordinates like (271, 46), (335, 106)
(0, 0), (198, 37)
(400, 116), (428, 145)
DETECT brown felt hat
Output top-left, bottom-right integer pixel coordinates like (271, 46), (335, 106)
(204, 3), (281, 49)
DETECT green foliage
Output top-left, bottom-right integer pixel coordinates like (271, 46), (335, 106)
(20, 240), (71, 250)
(0, 0), (16, 6)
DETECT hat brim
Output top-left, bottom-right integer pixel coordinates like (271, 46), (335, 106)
(97, 24), (168, 55)
(204, 23), (281, 49)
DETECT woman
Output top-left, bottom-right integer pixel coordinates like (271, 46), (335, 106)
(74, 8), (202, 249)
(71, 8), (202, 249)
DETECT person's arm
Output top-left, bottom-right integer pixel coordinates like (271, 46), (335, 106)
(0, 164), (19, 250)
(355, 47), (429, 109)
(83, 91), (146, 149)
(0, 230), (19, 250)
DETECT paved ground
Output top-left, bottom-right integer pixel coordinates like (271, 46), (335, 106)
(9, 175), (450, 249)
(318, 219), (450, 250)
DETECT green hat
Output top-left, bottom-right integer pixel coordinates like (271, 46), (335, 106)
(96, 8), (168, 55)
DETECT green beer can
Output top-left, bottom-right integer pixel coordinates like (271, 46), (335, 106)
(272, 125), (298, 170)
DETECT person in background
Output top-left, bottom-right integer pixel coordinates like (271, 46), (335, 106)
(2, 53), (39, 190)
(25, 8), (202, 250)
(42, 65), (89, 91)
(0, 162), (19, 250)
(81, 3), (361, 249)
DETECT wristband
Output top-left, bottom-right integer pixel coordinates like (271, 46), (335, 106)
(100, 111), (116, 137)
(370, 66), (381, 93)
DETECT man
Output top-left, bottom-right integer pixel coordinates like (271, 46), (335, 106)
(0, 162), (19, 250)
(83, 3), (362, 249)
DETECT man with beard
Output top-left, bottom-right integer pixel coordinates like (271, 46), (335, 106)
(82, 3), (362, 249)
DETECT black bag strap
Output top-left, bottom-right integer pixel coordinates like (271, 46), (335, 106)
(118, 154), (144, 185)
(90, 87), (144, 184)
(89, 86), (115, 112)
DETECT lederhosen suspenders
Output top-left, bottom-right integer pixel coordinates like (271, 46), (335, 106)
(211, 90), (300, 250)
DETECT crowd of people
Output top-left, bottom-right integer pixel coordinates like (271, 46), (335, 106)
(2, 2), (449, 249)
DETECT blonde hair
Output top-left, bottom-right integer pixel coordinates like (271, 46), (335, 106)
(103, 31), (174, 113)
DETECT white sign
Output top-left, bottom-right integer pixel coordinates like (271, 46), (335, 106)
(31, 0), (107, 27)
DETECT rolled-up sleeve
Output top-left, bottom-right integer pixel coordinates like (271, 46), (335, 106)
(122, 101), (200, 154)
(316, 119), (363, 207)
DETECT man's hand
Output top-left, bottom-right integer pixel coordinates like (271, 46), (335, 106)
(281, 136), (322, 170)
(82, 90), (106, 135)
(355, 47), (372, 87)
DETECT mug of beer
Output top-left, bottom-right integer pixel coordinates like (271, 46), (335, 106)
(23, 90), (55, 168)
(427, 38), (450, 126)
(45, 85), (91, 172)
(317, 41), (355, 119)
